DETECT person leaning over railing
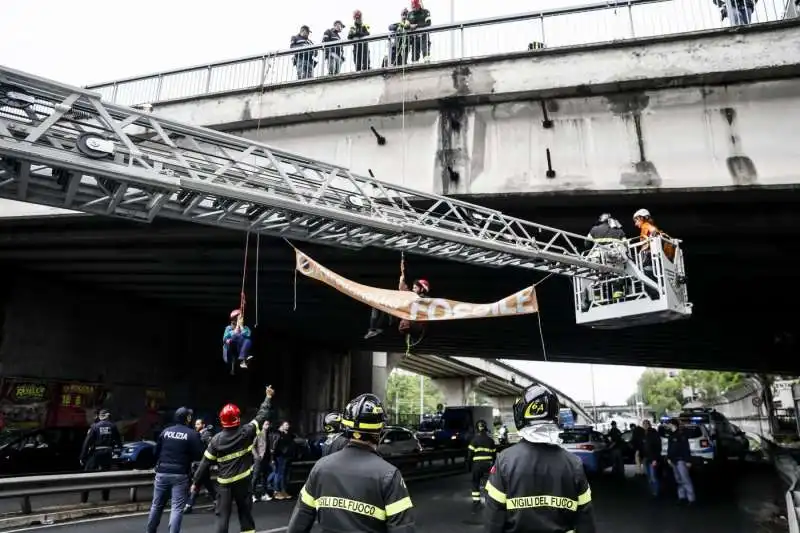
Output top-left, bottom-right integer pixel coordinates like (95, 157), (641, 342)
(407, 0), (431, 63)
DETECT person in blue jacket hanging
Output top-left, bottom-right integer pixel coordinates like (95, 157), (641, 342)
(223, 309), (253, 369)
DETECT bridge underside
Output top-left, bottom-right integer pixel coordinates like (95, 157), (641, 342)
(1, 187), (797, 373)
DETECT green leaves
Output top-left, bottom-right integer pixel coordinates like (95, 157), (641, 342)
(633, 369), (745, 417)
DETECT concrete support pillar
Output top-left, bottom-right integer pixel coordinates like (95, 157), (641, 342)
(492, 395), (517, 429)
(297, 350), (351, 435)
(433, 376), (486, 406)
(370, 352), (405, 404)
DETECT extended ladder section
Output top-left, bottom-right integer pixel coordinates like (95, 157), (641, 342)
(0, 65), (691, 328)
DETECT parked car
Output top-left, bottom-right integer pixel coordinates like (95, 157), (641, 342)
(558, 426), (610, 475)
(678, 408), (749, 461)
(113, 440), (157, 470)
(0, 426), (88, 476)
(379, 426), (422, 456)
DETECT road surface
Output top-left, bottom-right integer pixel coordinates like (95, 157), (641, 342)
(1, 462), (786, 533)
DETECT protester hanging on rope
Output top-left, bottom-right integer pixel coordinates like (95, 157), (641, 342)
(223, 309), (253, 370)
(363, 254), (430, 340)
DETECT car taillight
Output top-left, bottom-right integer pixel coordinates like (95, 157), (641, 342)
(699, 439), (710, 448)
(576, 444), (595, 451)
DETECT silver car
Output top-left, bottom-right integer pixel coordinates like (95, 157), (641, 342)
(378, 426), (423, 456)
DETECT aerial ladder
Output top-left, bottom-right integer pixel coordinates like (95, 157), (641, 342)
(0, 65), (691, 329)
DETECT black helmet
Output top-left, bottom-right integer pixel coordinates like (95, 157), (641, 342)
(513, 384), (560, 430)
(323, 412), (342, 433)
(341, 393), (386, 437)
(476, 419), (488, 432)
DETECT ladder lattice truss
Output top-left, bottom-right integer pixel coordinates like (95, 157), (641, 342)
(0, 65), (622, 279)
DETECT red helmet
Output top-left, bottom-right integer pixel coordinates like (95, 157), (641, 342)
(229, 309), (241, 319)
(219, 403), (241, 428)
(411, 0), (422, 9)
(353, 9), (362, 19)
(415, 279), (430, 293)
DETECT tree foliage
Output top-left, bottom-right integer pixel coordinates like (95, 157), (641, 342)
(385, 370), (491, 415)
(632, 369), (745, 417)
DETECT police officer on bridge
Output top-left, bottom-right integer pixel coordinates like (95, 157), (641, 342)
(484, 384), (596, 533)
(79, 408), (122, 503)
(287, 393), (416, 533)
(320, 411), (349, 457)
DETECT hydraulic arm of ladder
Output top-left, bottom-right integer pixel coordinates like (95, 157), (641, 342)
(0, 65), (623, 280)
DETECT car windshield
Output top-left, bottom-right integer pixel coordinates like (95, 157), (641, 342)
(559, 431), (590, 443)
(418, 421), (437, 431)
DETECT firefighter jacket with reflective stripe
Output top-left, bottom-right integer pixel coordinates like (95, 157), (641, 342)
(468, 432), (496, 463)
(321, 433), (349, 457)
(485, 441), (596, 533)
(287, 443), (415, 533)
(193, 396), (273, 486)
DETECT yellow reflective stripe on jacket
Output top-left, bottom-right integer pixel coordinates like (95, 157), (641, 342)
(217, 444), (254, 463)
(577, 487), (591, 506)
(472, 456), (493, 461)
(251, 419), (261, 435)
(217, 466), (252, 484)
(204, 450), (216, 461)
(485, 481), (506, 504)
(385, 496), (412, 516)
(468, 446), (494, 453)
(316, 496), (387, 520)
(506, 495), (578, 511)
(300, 486), (317, 508)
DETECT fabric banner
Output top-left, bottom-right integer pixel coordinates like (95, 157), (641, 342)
(0, 380), (51, 431)
(295, 250), (538, 321)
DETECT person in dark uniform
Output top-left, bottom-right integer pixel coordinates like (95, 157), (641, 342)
(146, 406), (204, 533)
(320, 411), (349, 457)
(184, 418), (218, 514)
(192, 386), (275, 533)
(484, 384), (596, 533)
(287, 393), (416, 533)
(467, 419), (496, 511)
(581, 213), (628, 309)
(79, 409), (122, 503)
(348, 10), (371, 72)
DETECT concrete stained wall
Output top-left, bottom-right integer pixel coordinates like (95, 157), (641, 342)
(704, 377), (771, 438)
(0, 273), (219, 421)
(0, 274), (381, 435)
(232, 78), (800, 197)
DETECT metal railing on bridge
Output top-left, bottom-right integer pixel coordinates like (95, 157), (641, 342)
(85, 0), (791, 107)
(0, 449), (467, 516)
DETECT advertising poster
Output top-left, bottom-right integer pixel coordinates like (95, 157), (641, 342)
(53, 382), (101, 427)
(0, 380), (51, 430)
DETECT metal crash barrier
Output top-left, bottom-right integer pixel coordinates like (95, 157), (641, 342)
(0, 449), (467, 516)
(761, 438), (800, 533)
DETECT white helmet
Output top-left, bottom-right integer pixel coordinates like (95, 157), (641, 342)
(633, 208), (650, 220)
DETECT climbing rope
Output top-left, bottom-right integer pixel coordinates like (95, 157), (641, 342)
(532, 273), (554, 362)
(238, 231), (250, 328)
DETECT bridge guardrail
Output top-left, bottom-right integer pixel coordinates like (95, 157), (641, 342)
(0, 448), (467, 516)
(760, 436), (800, 533)
(84, 0), (790, 107)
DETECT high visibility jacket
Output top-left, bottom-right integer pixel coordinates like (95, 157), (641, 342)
(468, 432), (496, 464)
(193, 396), (273, 486)
(287, 443), (415, 533)
(485, 441), (596, 533)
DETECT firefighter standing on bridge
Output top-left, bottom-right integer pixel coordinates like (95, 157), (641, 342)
(484, 384), (596, 533)
(467, 419), (496, 511)
(79, 409), (122, 503)
(287, 393), (416, 533)
(192, 386), (275, 533)
(320, 411), (349, 457)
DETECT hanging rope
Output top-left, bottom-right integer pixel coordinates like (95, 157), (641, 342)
(282, 237), (299, 311)
(532, 273), (554, 362)
(400, 33), (408, 185)
(238, 232), (250, 328)
(254, 233), (260, 327)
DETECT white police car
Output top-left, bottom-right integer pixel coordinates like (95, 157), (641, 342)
(558, 425), (611, 474)
(659, 418), (715, 466)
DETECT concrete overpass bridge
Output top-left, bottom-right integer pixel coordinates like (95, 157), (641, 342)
(0, 0), (799, 434)
(395, 353), (594, 425)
